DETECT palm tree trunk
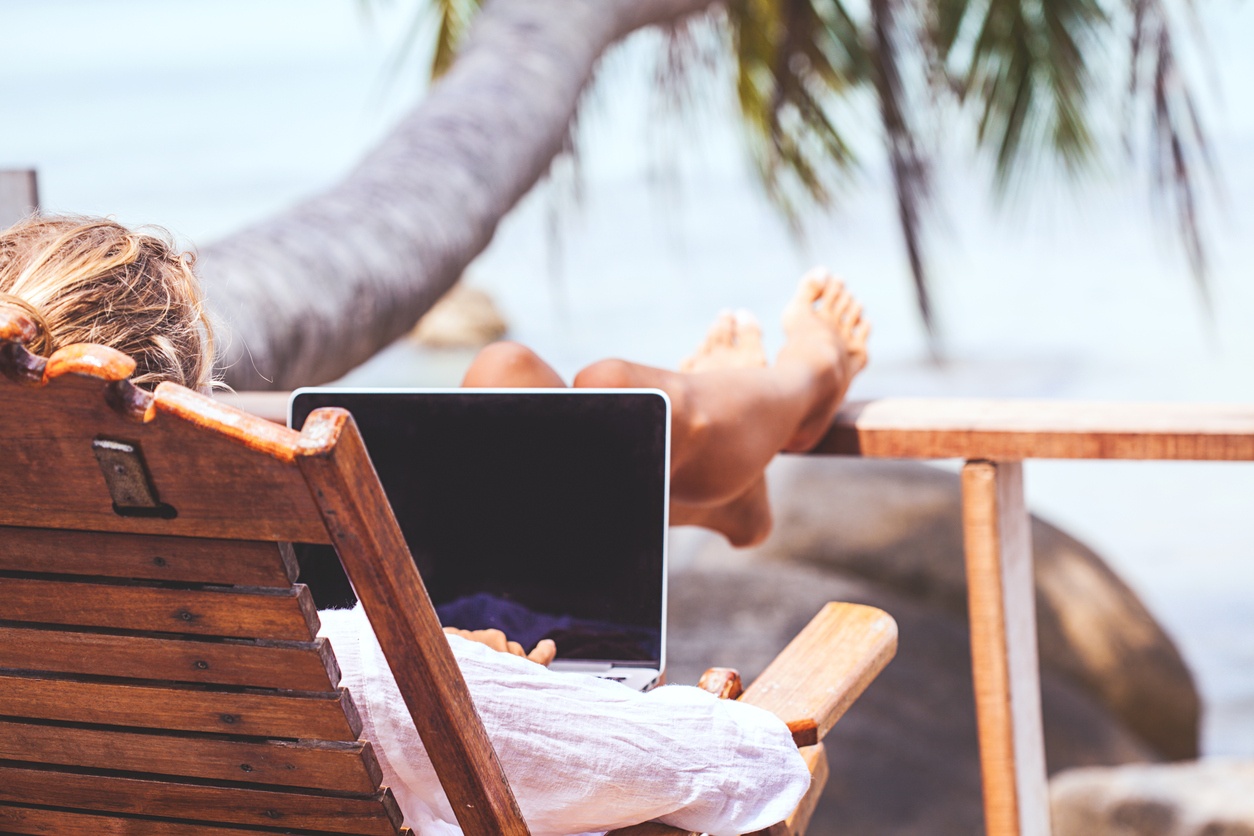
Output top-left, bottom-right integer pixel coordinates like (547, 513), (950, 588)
(202, 0), (717, 390)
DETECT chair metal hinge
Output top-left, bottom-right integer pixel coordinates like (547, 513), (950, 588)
(92, 438), (177, 519)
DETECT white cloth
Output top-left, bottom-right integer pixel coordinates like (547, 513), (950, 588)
(318, 605), (809, 836)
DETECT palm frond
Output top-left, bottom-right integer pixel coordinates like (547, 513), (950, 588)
(947, 0), (1105, 188)
(361, 0), (483, 81)
(870, 0), (938, 341)
(430, 0), (484, 78)
(726, 0), (868, 220)
(1128, 0), (1212, 302)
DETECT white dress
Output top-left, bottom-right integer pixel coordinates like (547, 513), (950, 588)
(318, 605), (810, 836)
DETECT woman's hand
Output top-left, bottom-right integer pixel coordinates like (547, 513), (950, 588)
(443, 626), (557, 667)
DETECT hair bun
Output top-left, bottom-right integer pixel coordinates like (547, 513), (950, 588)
(0, 292), (52, 355)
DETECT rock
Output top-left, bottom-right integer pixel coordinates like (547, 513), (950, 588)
(668, 561), (1160, 835)
(1051, 761), (1254, 835)
(683, 455), (1200, 762)
(409, 283), (507, 348)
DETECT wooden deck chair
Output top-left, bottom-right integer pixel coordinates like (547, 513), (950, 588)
(0, 309), (896, 836)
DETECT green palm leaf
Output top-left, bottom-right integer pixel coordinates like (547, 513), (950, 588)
(945, 0), (1106, 185)
(367, 0), (1213, 343)
(726, 0), (868, 218)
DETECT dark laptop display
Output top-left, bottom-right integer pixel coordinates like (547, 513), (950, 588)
(289, 389), (669, 666)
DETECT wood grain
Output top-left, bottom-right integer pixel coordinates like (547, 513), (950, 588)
(606, 824), (698, 836)
(43, 342), (136, 384)
(961, 461), (1050, 836)
(816, 398), (1254, 461)
(0, 805), (325, 836)
(0, 577), (320, 640)
(0, 371), (329, 542)
(0, 625), (338, 691)
(739, 602), (897, 747)
(0, 765), (402, 835)
(0, 526), (296, 586)
(786, 744), (829, 836)
(697, 667), (744, 700)
(0, 332), (410, 829)
(0, 675), (361, 740)
(0, 306), (41, 349)
(0, 719), (381, 793)
(297, 408), (531, 835)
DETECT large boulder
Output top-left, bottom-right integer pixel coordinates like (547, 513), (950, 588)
(667, 455), (1200, 833)
(668, 562), (1159, 834)
(408, 282), (507, 348)
(682, 455), (1199, 762)
(1050, 761), (1254, 835)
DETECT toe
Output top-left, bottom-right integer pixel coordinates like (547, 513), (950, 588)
(819, 277), (849, 314)
(734, 309), (768, 364)
(795, 268), (830, 306)
(843, 300), (863, 331)
(734, 309), (762, 345)
(710, 310), (737, 346)
(826, 292), (851, 325)
(851, 320), (871, 353)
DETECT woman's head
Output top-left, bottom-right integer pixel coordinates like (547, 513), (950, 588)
(0, 215), (214, 391)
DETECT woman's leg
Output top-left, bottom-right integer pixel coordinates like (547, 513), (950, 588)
(572, 271), (868, 507)
(460, 270), (869, 546)
(462, 341), (568, 388)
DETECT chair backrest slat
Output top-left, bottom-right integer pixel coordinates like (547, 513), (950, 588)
(0, 674), (362, 740)
(0, 310), (527, 834)
(0, 806), (415, 836)
(0, 526), (298, 586)
(0, 719), (382, 794)
(0, 361), (329, 543)
(0, 764), (405, 835)
(0, 625), (340, 690)
(0, 576), (321, 640)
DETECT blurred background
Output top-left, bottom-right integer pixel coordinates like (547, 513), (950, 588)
(3, 0), (1253, 818)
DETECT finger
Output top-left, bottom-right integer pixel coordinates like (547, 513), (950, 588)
(506, 640), (526, 658)
(443, 626), (471, 639)
(477, 629), (509, 653)
(527, 639), (557, 667)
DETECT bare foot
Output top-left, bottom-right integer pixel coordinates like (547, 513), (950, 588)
(672, 309), (774, 546)
(778, 268), (870, 452)
(671, 476), (773, 548)
(680, 310), (768, 373)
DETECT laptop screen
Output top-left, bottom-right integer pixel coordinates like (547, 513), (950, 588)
(289, 389), (669, 666)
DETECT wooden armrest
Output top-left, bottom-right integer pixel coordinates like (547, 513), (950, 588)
(740, 602), (897, 747)
(609, 603), (895, 836)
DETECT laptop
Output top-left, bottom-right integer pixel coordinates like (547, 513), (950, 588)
(288, 388), (671, 691)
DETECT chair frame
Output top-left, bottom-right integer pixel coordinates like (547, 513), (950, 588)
(0, 310), (897, 835)
(222, 392), (1254, 835)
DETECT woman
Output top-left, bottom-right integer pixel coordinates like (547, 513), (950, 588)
(0, 214), (870, 835)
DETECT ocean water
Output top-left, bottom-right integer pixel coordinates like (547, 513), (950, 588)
(3, 0), (1253, 755)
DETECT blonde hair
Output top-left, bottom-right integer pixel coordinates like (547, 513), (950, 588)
(0, 215), (215, 391)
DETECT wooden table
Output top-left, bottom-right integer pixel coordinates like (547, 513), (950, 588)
(815, 398), (1254, 836)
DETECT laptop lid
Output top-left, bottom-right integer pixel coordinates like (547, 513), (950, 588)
(288, 388), (670, 673)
